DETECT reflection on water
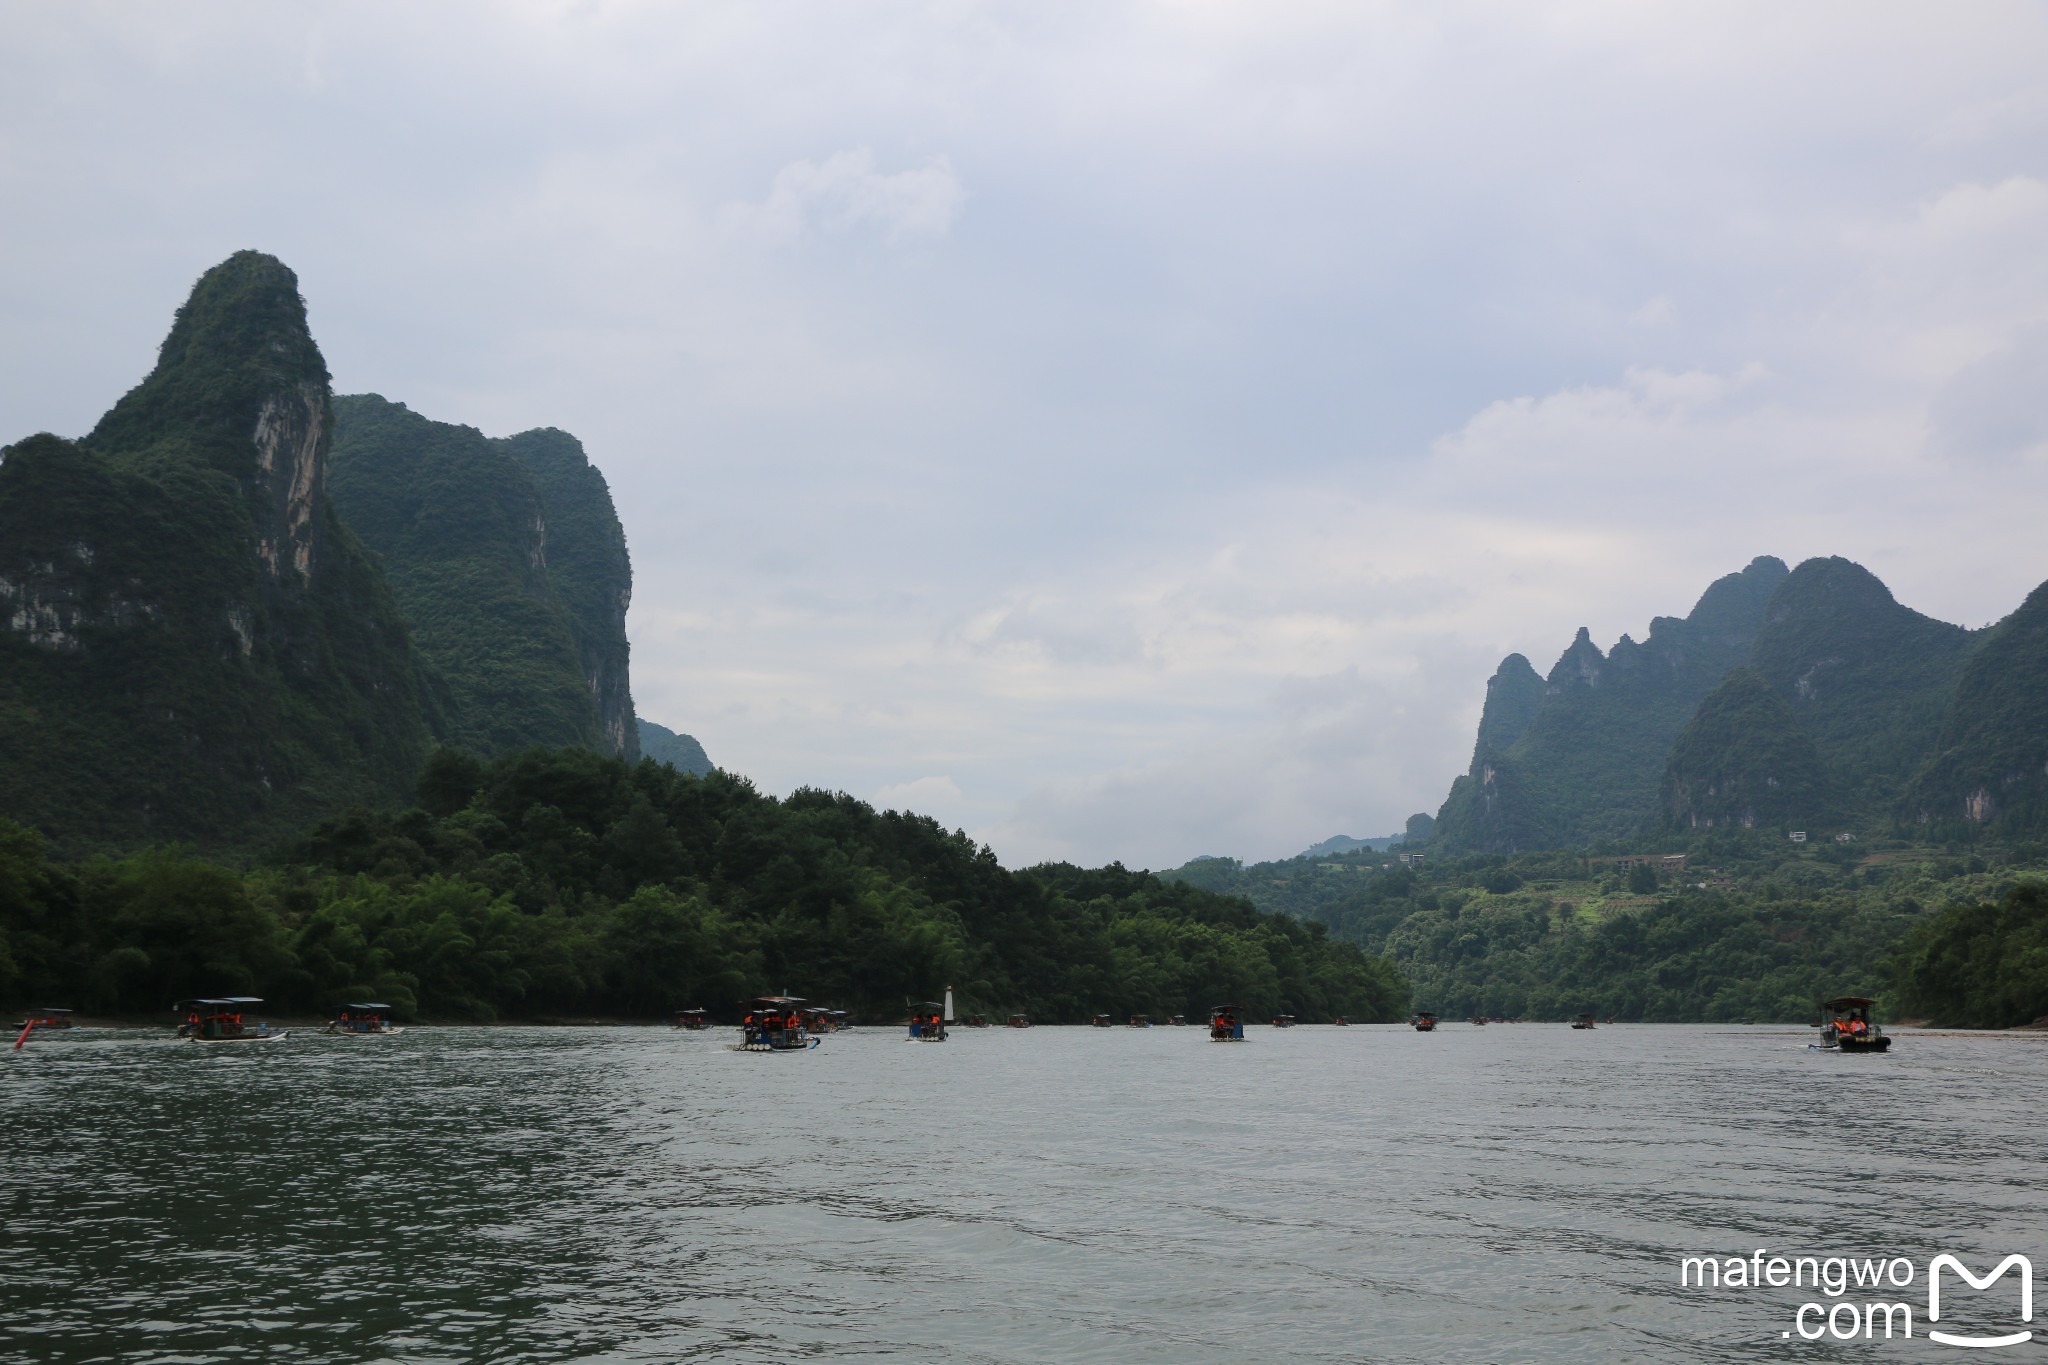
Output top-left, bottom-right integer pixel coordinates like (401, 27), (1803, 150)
(3, 1025), (2043, 1363)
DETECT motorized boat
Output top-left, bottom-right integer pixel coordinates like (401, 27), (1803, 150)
(175, 998), (287, 1043)
(1816, 996), (1892, 1053)
(672, 1007), (709, 1031)
(737, 997), (819, 1052)
(1570, 1014), (1596, 1030)
(12, 1008), (76, 1032)
(1270, 1014), (1296, 1029)
(1470, 1016), (1487, 1026)
(804, 1008), (849, 1033)
(1412, 1011), (1437, 1032)
(1091, 1014), (1113, 1028)
(1209, 1004), (1245, 1042)
(961, 1014), (991, 1029)
(1007, 1013), (1031, 1028)
(1333, 1016), (1349, 1026)
(1127, 1014), (1150, 1028)
(327, 1003), (403, 1035)
(1169, 1014), (1187, 1026)
(907, 1001), (948, 1042)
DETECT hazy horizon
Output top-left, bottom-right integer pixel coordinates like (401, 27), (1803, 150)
(4, 2), (2046, 868)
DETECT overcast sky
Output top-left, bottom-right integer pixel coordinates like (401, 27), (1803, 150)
(4, 2), (2046, 868)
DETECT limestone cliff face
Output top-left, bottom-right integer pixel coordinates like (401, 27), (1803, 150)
(0, 252), (432, 849)
(499, 427), (638, 761)
(251, 380), (327, 582)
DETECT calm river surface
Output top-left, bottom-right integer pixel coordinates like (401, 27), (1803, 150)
(4, 1023), (2044, 1363)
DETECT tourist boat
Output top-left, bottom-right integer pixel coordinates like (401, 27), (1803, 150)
(1412, 1011), (1437, 1032)
(962, 1014), (991, 1029)
(1209, 1004), (1244, 1041)
(1470, 1016), (1487, 1026)
(673, 1007), (709, 1030)
(1127, 1014), (1150, 1028)
(175, 998), (287, 1044)
(12, 1007), (76, 1032)
(1271, 1014), (1296, 1029)
(1333, 1016), (1349, 1027)
(1816, 996), (1891, 1053)
(737, 997), (819, 1051)
(1169, 1014), (1187, 1026)
(1570, 1014), (1596, 1030)
(1007, 1013), (1031, 1028)
(805, 1008), (849, 1033)
(327, 1003), (402, 1035)
(907, 1001), (948, 1042)
(1091, 1013), (1113, 1028)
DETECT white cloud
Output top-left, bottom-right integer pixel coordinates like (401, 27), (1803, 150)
(5, 2), (2048, 869)
(720, 148), (966, 245)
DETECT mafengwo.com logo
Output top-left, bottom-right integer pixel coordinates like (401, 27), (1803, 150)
(1680, 1250), (2033, 1346)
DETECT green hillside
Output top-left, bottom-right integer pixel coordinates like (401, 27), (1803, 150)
(0, 253), (433, 851)
(637, 718), (713, 776)
(1906, 579), (2048, 836)
(328, 396), (629, 758)
(0, 749), (1408, 1025)
(1661, 668), (1840, 832)
(1748, 556), (1977, 807)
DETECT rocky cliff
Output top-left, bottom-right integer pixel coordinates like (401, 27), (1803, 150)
(0, 252), (434, 847)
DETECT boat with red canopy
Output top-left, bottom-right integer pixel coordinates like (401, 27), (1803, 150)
(1209, 1004), (1244, 1042)
(175, 998), (287, 1044)
(327, 1003), (402, 1036)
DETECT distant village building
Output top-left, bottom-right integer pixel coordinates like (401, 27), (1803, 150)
(1835, 833), (1855, 843)
(1789, 831), (1807, 843)
(1399, 852), (1426, 867)
(1608, 853), (1687, 877)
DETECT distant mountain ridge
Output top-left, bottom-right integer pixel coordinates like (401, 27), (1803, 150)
(1426, 555), (2042, 850)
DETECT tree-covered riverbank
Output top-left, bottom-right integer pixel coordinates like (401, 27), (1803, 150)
(0, 749), (1408, 1024)
(1164, 835), (2048, 1024)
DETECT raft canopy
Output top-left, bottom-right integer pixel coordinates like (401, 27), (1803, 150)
(174, 997), (264, 1009)
(342, 1003), (392, 1012)
(1822, 996), (1876, 1010)
(744, 996), (805, 1007)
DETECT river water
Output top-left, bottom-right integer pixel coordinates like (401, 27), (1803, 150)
(3, 1023), (2043, 1363)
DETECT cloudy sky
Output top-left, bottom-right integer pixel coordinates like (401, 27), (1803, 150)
(3, 2), (2046, 868)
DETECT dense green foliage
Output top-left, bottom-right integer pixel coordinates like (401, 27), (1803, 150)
(0, 253), (432, 851)
(1907, 581), (2048, 835)
(1168, 834), (2048, 1022)
(328, 396), (614, 757)
(1661, 668), (1839, 831)
(0, 749), (1407, 1025)
(637, 718), (713, 776)
(496, 427), (638, 758)
(1886, 881), (2048, 1028)
(1749, 556), (1978, 808)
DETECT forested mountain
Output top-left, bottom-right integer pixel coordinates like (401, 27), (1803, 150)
(1425, 555), (2048, 852)
(328, 396), (638, 760)
(1434, 556), (1789, 852)
(0, 750), (1407, 1024)
(1906, 580), (2048, 836)
(1747, 557), (1976, 807)
(637, 718), (713, 776)
(0, 253), (700, 852)
(1660, 669), (1840, 831)
(0, 253), (434, 850)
